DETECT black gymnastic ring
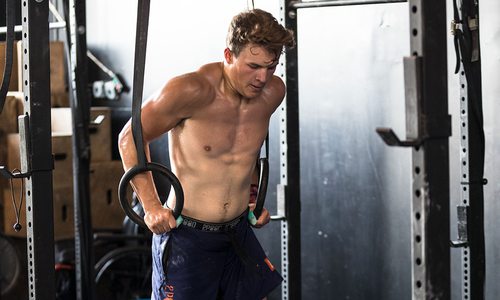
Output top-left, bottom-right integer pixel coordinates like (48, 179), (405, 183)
(253, 157), (269, 219)
(118, 162), (184, 230)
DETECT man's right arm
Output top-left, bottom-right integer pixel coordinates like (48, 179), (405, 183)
(118, 119), (177, 234)
(118, 73), (212, 233)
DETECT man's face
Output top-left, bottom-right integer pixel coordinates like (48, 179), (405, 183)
(227, 44), (279, 99)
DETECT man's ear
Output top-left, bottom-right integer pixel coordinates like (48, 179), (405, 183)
(224, 48), (233, 64)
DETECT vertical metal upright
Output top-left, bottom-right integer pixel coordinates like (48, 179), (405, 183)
(67, 0), (94, 299)
(407, 1), (450, 299)
(283, 1), (302, 300)
(451, 0), (485, 298)
(21, 0), (56, 299)
(373, 0), (450, 299)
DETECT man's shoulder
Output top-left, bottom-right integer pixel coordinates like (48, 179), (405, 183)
(265, 76), (286, 100)
(172, 63), (221, 91)
(197, 62), (224, 84)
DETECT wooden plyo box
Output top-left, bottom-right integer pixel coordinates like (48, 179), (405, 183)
(0, 94), (24, 230)
(16, 41), (69, 107)
(5, 133), (73, 190)
(3, 187), (75, 240)
(51, 107), (112, 162)
(0, 93), (23, 135)
(0, 42), (19, 92)
(2, 161), (128, 238)
(89, 160), (127, 230)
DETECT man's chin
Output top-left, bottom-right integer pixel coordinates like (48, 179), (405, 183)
(244, 89), (262, 99)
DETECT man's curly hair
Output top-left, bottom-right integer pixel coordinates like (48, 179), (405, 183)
(226, 9), (295, 58)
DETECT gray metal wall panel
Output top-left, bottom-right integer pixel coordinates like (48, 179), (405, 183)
(296, 4), (411, 299)
(481, 0), (500, 297)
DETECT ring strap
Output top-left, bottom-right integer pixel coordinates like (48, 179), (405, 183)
(131, 0), (151, 167)
(0, 0), (16, 114)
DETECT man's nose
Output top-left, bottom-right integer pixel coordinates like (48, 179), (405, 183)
(255, 68), (268, 83)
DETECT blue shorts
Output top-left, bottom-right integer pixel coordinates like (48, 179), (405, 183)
(151, 211), (283, 300)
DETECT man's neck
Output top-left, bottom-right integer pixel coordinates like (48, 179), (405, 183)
(221, 63), (246, 103)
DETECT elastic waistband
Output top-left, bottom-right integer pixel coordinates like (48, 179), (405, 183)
(180, 210), (247, 232)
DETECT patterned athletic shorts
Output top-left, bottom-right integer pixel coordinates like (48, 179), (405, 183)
(151, 211), (283, 300)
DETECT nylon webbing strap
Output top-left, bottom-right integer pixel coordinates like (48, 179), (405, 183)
(131, 0), (151, 167)
(0, 0), (16, 113)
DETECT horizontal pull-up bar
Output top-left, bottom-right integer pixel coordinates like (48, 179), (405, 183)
(290, 0), (407, 9)
(0, 1), (65, 34)
(0, 22), (65, 34)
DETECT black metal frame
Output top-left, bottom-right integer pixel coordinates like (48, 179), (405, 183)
(287, 0), (450, 299)
(66, 0), (95, 299)
(21, 1), (56, 299)
(13, 1), (459, 300)
(408, 2), (450, 298)
(282, 2), (302, 300)
(290, 0), (406, 9)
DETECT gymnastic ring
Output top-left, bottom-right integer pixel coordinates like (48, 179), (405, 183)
(118, 162), (184, 230)
(253, 157), (269, 219)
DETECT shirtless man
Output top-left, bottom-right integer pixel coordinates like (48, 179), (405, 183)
(118, 9), (294, 299)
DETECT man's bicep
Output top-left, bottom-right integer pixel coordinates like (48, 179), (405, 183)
(140, 98), (184, 142)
